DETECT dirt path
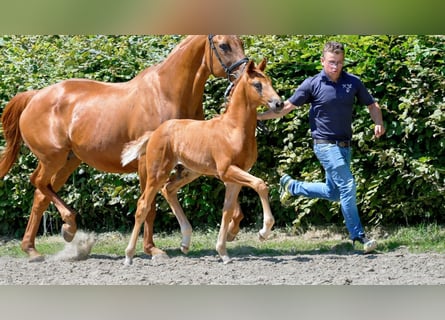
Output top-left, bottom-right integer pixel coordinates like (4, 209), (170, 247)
(1, 233), (444, 285)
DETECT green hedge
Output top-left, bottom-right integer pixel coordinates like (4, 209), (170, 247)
(0, 35), (444, 238)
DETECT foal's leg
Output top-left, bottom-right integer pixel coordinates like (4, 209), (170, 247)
(216, 183), (242, 264)
(126, 157), (175, 263)
(23, 156), (81, 261)
(136, 144), (178, 260)
(138, 155), (173, 258)
(138, 155), (155, 256)
(222, 165), (275, 241)
(160, 168), (201, 254)
(124, 186), (160, 265)
(227, 201), (244, 242)
(142, 199), (170, 259)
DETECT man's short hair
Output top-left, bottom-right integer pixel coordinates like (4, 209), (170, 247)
(323, 41), (345, 56)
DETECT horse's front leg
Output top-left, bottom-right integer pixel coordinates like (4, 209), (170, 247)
(227, 201), (244, 242)
(161, 168), (200, 254)
(223, 165), (275, 241)
(216, 183), (241, 264)
(251, 178), (274, 241)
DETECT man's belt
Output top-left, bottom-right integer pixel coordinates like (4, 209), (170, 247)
(313, 139), (351, 147)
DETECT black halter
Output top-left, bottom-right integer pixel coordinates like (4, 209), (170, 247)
(208, 35), (249, 82)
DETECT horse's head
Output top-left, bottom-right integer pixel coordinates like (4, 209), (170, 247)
(206, 35), (248, 81)
(243, 59), (284, 114)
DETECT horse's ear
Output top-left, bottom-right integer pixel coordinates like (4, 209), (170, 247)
(258, 58), (267, 71)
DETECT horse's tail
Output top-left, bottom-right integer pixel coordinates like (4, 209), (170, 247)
(0, 90), (38, 178)
(121, 131), (153, 167)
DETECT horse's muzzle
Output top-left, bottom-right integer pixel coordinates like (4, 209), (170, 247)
(270, 99), (284, 114)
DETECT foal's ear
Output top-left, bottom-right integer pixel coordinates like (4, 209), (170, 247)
(246, 59), (255, 73)
(258, 58), (267, 71)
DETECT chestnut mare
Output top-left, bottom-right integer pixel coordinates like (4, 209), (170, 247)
(121, 59), (284, 264)
(0, 35), (248, 262)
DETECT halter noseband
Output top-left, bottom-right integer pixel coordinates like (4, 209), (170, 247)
(208, 35), (249, 82)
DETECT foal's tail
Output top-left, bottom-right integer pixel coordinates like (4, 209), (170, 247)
(121, 131), (153, 167)
(0, 90), (38, 178)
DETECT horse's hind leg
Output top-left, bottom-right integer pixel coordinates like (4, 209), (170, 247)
(21, 187), (51, 262)
(160, 168), (200, 254)
(134, 149), (175, 261)
(23, 156), (81, 261)
(125, 172), (170, 264)
(138, 155), (167, 257)
(124, 187), (158, 265)
(140, 199), (170, 259)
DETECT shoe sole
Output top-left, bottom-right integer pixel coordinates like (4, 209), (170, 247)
(363, 240), (377, 253)
(279, 176), (292, 205)
(279, 186), (291, 205)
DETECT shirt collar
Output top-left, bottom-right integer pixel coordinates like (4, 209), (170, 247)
(321, 69), (346, 83)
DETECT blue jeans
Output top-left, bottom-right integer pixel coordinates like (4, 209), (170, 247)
(287, 143), (365, 240)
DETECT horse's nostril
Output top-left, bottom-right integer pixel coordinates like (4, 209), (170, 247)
(270, 99), (284, 114)
(275, 100), (284, 110)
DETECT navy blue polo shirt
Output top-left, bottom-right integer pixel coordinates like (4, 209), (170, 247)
(288, 70), (375, 141)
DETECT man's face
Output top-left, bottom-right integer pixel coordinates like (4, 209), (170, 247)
(321, 51), (344, 81)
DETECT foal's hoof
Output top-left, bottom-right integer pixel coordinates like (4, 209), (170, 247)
(124, 257), (133, 266)
(221, 255), (233, 264)
(226, 232), (237, 242)
(258, 231), (268, 241)
(180, 244), (189, 255)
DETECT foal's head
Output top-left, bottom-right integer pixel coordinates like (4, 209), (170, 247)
(238, 59), (284, 113)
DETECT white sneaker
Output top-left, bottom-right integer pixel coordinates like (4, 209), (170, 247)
(354, 237), (377, 253)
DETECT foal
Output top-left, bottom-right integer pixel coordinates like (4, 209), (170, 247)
(122, 59), (283, 264)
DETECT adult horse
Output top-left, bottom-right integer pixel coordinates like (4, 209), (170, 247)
(121, 59), (284, 264)
(0, 35), (248, 262)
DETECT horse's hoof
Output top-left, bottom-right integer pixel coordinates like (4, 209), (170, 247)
(226, 232), (237, 242)
(221, 255), (233, 264)
(152, 253), (170, 261)
(61, 225), (75, 242)
(29, 254), (45, 263)
(25, 248), (45, 263)
(258, 231), (268, 241)
(180, 244), (189, 255)
(258, 230), (270, 241)
(124, 257), (133, 266)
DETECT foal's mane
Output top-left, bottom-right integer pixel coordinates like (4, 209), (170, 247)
(222, 61), (266, 112)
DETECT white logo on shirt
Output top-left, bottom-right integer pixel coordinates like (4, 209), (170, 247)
(342, 83), (352, 93)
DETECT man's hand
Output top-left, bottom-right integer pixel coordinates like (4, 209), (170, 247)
(374, 124), (385, 138)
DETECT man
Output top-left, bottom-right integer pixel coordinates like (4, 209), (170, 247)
(257, 41), (385, 253)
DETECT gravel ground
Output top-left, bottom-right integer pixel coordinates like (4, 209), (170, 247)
(1, 230), (444, 285)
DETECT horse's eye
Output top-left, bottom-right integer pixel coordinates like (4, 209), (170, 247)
(253, 82), (262, 91)
(219, 43), (230, 52)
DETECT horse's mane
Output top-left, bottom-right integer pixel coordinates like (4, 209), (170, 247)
(167, 35), (201, 56)
(220, 80), (240, 113)
(222, 63), (266, 113)
(225, 63), (247, 99)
